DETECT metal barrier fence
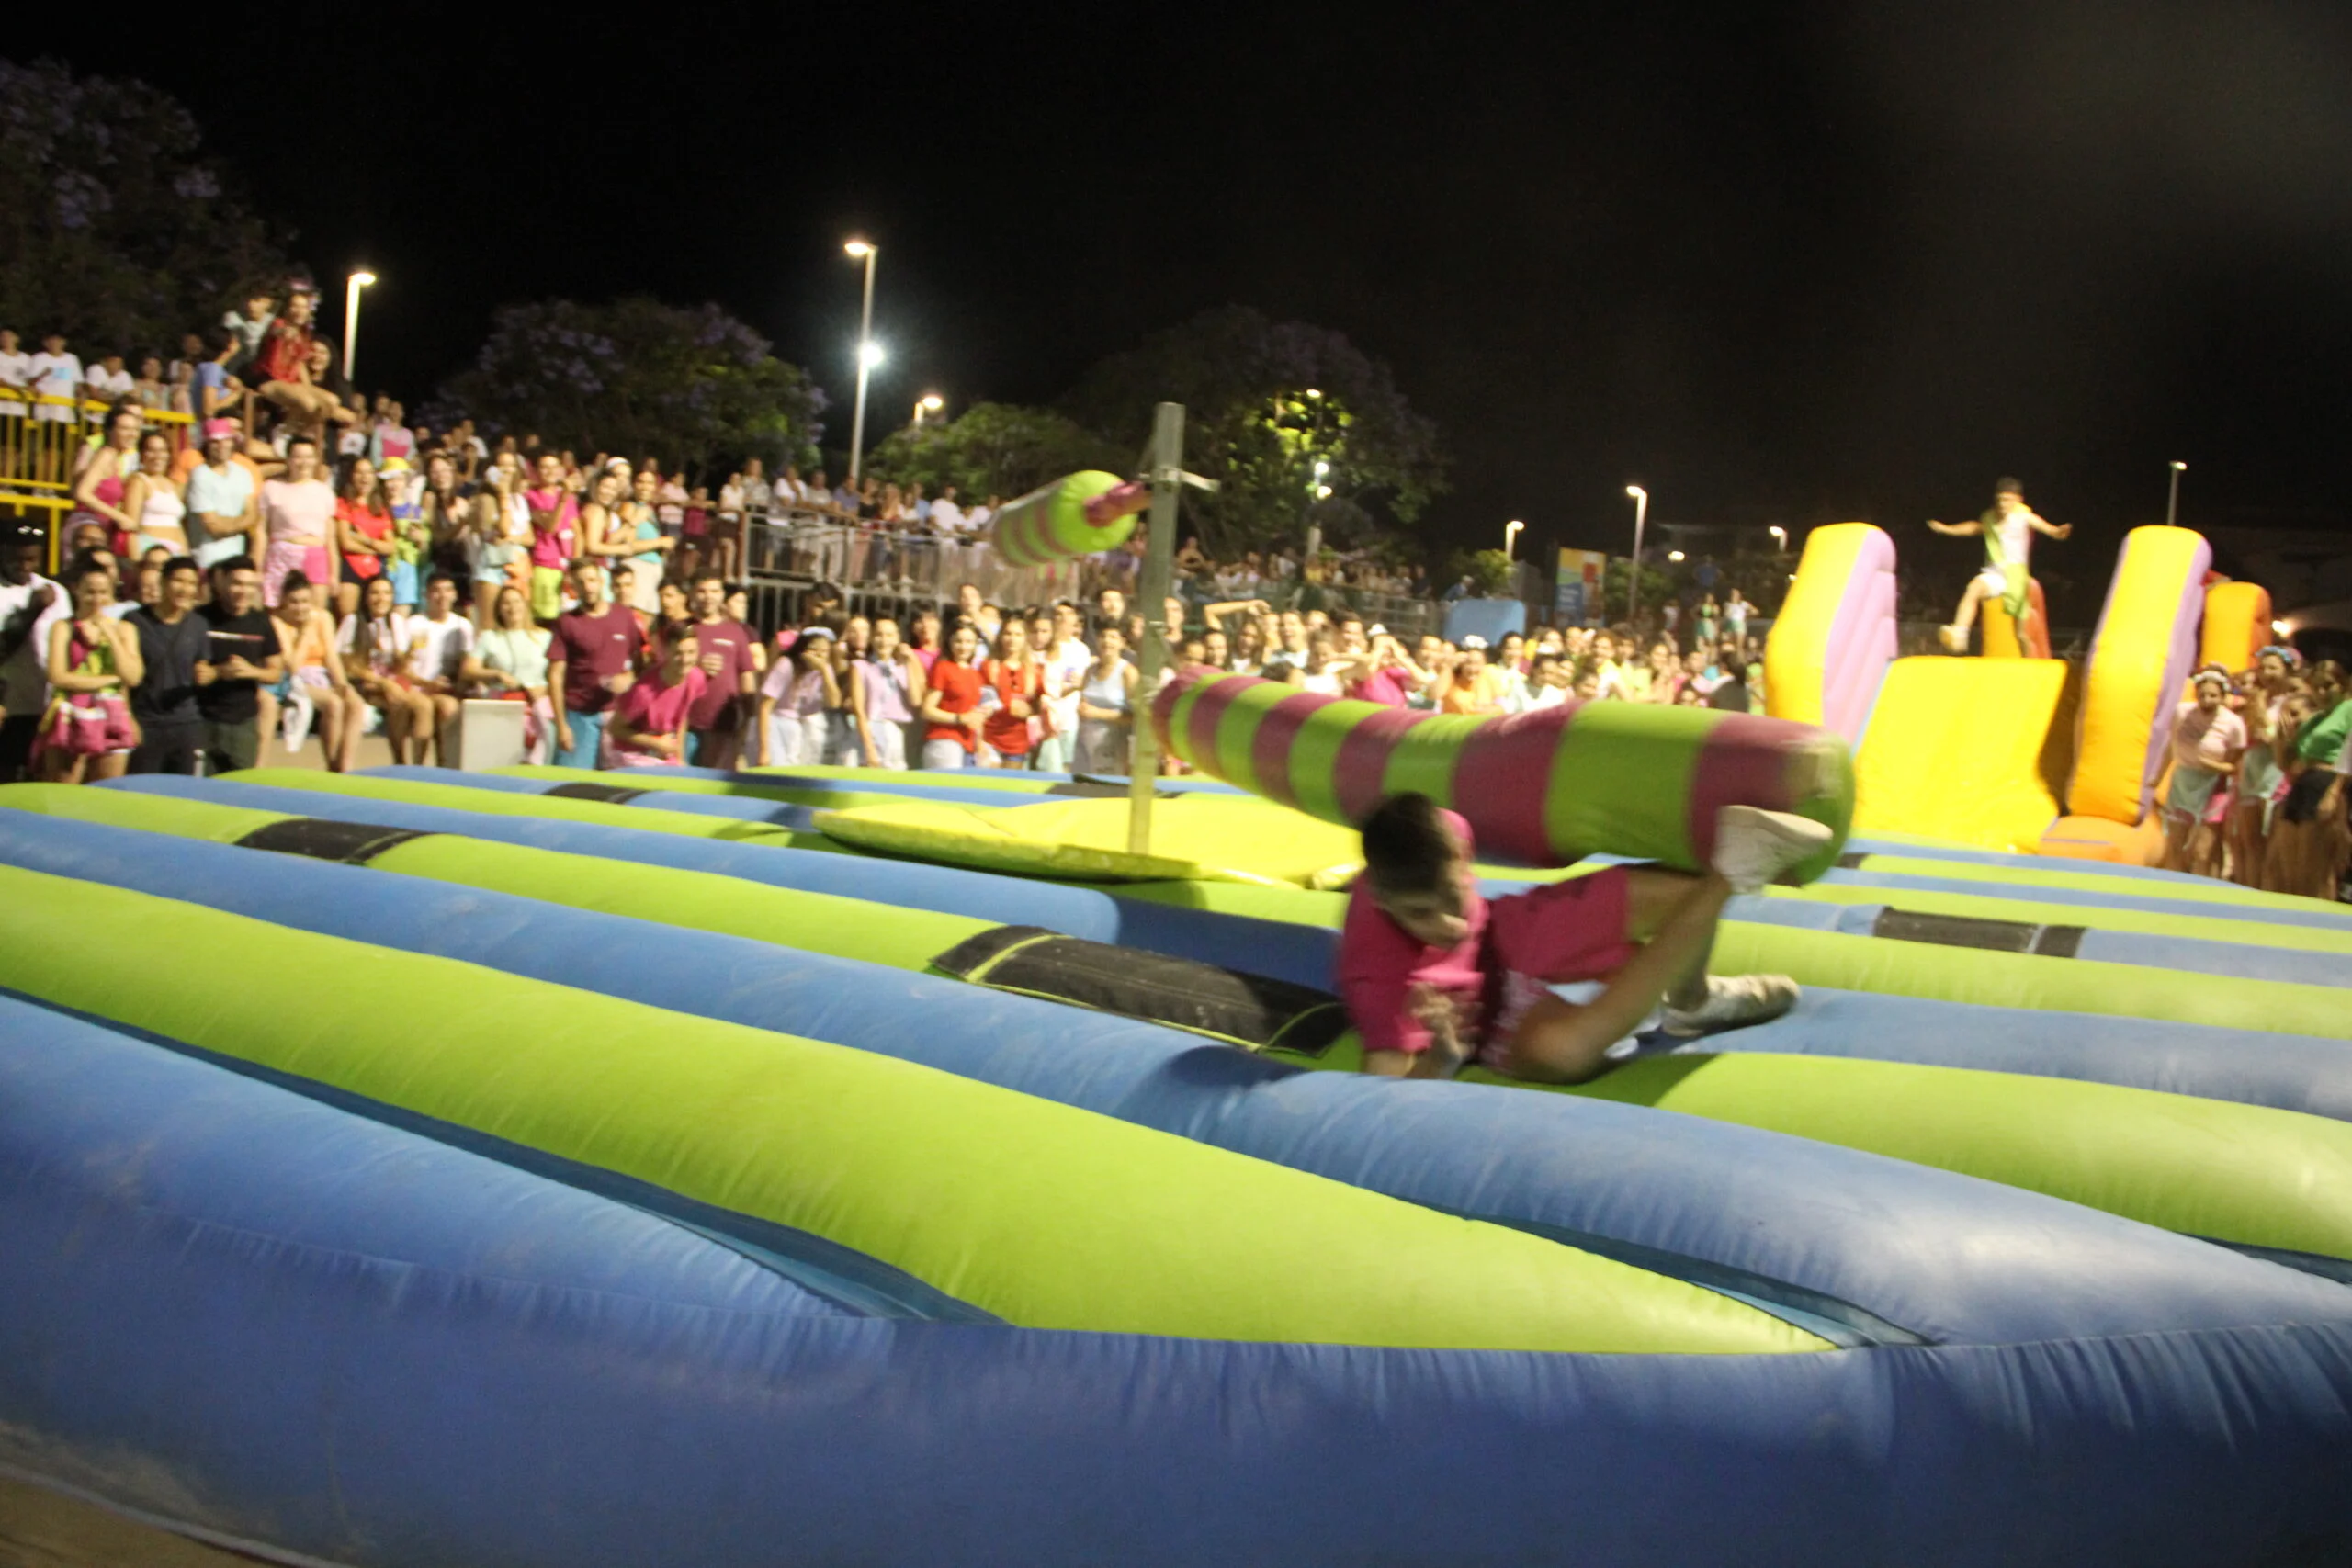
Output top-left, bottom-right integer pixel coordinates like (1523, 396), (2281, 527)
(3, 394), (199, 570)
(737, 507), (1443, 639)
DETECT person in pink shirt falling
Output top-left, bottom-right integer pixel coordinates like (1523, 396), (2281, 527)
(524, 453), (580, 625)
(605, 628), (707, 768)
(1340, 793), (1831, 1083)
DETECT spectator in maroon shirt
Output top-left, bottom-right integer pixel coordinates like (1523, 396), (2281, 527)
(682, 570), (758, 767)
(548, 560), (645, 769)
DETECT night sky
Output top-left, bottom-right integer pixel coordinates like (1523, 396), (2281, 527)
(20, 3), (2352, 610)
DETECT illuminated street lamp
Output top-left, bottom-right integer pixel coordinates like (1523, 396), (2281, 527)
(843, 240), (879, 484)
(2166, 460), (2187, 529)
(343, 270), (377, 384)
(1768, 525), (1787, 553)
(914, 393), (944, 427)
(1668, 549), (1686, 563)
(1624, 485), (1650, 621)
(1504, 519), (1524, 559)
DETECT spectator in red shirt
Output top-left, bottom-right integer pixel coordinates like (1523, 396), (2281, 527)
(978, 621), (1041, 769)
(250, 286), (356, 439)
(919, 621), (985, 770)
(607, 629), (707, 768)
(548, 560), (645, 770)
(682, 570), (758, 767)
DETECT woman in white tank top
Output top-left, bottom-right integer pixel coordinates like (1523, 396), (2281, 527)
(119, 430), (187, 557)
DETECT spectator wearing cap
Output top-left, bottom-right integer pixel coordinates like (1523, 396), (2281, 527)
(1439, 637), (1508, 715)
(185, 420), (262, 574)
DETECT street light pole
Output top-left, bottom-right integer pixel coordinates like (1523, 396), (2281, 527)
(1504, 519), (1523, 559)
(1624, 485), (1649, 623)
(2166, 460), (2187, 529)
(343, 270), (376, 385)
(843, 241), (878, 485)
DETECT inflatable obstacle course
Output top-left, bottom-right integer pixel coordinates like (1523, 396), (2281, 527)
(1767, 523), (2231, 862)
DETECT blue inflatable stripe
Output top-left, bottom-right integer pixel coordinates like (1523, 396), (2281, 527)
(1642, 986), (2352, 1123)
(1821, 866), (2352, 932)
(366, 764), (823, 825)
(1724, 893), (2352, 988)
(16, 1090), (2352, 1568)
(96, 775), (1339, 988)
(14, 810), (2350, 1354)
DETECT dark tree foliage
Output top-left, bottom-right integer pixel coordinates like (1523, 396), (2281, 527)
(864, 401), (1126, 503)
(432, 298), (827, 480)
(0, 59), (290, 355)
(1062, 306), (1447, 556)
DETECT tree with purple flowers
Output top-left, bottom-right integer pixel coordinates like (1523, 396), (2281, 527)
(0, 59), (289, 354)
(432, 298), (826, 479)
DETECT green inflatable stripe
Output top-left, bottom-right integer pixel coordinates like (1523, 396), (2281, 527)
(0, 862), (1813, 1355)
(31, 784), (2352, 1267)
(1713, 921), (2352, 1042)
(1852, 852), (2336, 916)
(1271, 1037), (2352, 1262)
(232, 768), (829, 847)
(1770, 881), (2352, 957)
(1545, 704), (1705, 871)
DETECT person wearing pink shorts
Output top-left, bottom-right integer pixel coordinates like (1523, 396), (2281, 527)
(1340, 794), (1831, 1083)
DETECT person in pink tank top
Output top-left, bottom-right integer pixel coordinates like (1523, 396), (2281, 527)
(525, 453), (581, 624)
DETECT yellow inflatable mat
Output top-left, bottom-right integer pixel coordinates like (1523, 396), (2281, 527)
(814, 795), (1365, 887)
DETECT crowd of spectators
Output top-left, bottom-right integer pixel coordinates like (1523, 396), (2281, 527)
(0, 272), (1783, 791)
(2159, 649), (2350, 897)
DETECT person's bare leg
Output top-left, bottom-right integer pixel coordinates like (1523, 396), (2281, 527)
(1621, 867), (1719, 1012)
(430, 694), (459, 764)
(254, 691), (279, 769)
(1496, 872), (1734, 1084)
(1941, 579), (1987, 652)
(89, 750), (128, 782)
(311, 688), (345, 770)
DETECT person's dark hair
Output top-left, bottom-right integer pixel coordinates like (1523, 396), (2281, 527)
(286, 436), (319, 456)
(1360, 793), (1458, 899)
(691, 569), (727, 590)
(214, 554), (257, 576)
(423, 572), (453, 593)
(162, 555), (201, 581)
(1994, 476), (2024, 496)
(279, 570), (313, 597)
(65, 552), (113, 586)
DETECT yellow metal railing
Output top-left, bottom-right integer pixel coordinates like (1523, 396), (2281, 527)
(2, 395), (198, 571)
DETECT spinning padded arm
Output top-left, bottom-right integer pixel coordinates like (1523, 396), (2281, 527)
(1154, 669), (1853, 876)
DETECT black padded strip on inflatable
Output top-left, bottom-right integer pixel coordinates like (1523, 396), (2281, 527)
(1871, 908), (2086, 958)
(237, 818), (433, 865)
(542, 782), (650, 804)
(1835, 852), (1871, 869)
(932, 925), (1352, 1055)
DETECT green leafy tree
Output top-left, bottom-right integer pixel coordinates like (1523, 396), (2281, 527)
(1444, 547), (1519, 597)
(863, 402), (1125, 502)
(1062, 307), (1446, 557)
(1600, 557), (1675, 624)
(0, 58), (290, 354)
(433, 298), (826, 479)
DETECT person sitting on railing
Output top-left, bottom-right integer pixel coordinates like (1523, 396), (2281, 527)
(0, 330), (31, 421)
(251, 286), (358, 441)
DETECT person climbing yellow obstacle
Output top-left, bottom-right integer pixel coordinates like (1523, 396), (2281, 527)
(1928, 477), (2070, 653)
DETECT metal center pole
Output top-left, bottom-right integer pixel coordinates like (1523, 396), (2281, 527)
(847, 250), (877, 486)
(1128, 401), (1184, 855)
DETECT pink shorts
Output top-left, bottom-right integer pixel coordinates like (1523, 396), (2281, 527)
(263, 541), (332, 605)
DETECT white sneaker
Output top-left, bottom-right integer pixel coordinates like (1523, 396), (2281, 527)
(1661, 974), (1799, 1038)
(1712, 805), (1835, 895)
